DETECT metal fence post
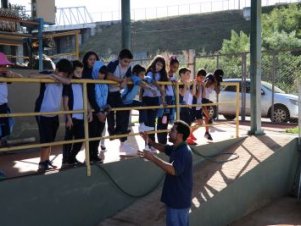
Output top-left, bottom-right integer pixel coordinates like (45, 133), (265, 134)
(176, 82), (180, 120)
(298, 78), (301, 200)
(271, 51), (277, 121)
(241, 52), (247, 121)
(75, 31), (79, 59)
(37, 17), (44, 71)
(216, 55), (220, 120)
(236, 82), (240, 137)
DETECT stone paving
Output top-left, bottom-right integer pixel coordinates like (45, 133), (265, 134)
(97, 126), (295, 226)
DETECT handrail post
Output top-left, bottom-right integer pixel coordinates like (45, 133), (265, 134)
(83, 82), (91, 176)
(235, 82), (240, 138)
(175, 81), (180, 120)
(37, 17), (44, 71)
(75, 31), (79, 59)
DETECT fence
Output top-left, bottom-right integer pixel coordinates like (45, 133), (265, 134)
(18, 0), (301, 24)
(0, 76), (239, 177)
(195, 48), (301, 122)
(89, 0), (301, 22)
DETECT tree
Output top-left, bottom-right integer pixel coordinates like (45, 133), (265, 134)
(219, 3), (301, 92)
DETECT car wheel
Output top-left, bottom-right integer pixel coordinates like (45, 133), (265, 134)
(223, 114), (236, 120)
(270, 105), (289, 123)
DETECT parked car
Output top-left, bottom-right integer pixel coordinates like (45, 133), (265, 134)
(210, 78), (298, 123)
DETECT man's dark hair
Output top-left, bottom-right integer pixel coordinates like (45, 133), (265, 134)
(132, 64), (146, 75)
(72, 60), (83, 71)
(197, 69), (207, 77)
(174, 120), (190, 141)
(56, 59), (73, 74)
(213, 69), (224, 83)
(178, 67), (191, 77)
(119, 49), (133, 60)
(169, 55), (179, 66)
(99, 65), (108, 75)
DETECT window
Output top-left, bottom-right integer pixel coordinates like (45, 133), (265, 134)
(224, 82), (241, 92)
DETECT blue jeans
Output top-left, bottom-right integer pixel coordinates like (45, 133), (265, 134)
(166, 207), (190, 226)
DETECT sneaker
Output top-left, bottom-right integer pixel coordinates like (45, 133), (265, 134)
(120, 142), (138, 156)
(204, 132), (213, 141)
(61, 162), (73, 170)
(45, 160), (57, 169)
(138, 123), (154, 132)
(187, 137), (197, 145)
(73, 159), (84, 167)
(38, 160), (57, 173)
(90, 156), (103, 164)
(0, 170), (6, 180)
(37, 161), (48, 173)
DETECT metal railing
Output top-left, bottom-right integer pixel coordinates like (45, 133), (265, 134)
(0, 77), (240, 176)
(89, 0), (301, 22)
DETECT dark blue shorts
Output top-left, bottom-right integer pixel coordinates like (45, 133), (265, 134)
(194, 108), (203, 120)
(0, 103), (11, 139)
(36, 115), (59, 143)
(180, 107), (192, 126)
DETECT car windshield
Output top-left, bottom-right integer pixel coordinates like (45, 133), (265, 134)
(261, 81), (285, 93)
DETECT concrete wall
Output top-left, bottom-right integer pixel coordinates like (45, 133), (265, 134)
(0, 159), (162, 226)
(0, 138), (242, 226)
(190, 138), (299, 226)
(7, 69), (68, 143)
(1, 133), (298, 226)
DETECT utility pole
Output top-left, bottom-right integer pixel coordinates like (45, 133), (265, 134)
(1, 0), (8, 8)
(121, 0), (131, 49)
(249, 0), (264, 135)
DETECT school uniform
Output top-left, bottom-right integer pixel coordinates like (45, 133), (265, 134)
(179, 83), (194, 126)
(34, 71), (65, 143)
(107, 60), (131, 137)
(0, 82), (12, 139)
(62, 82), (85, 163)
(143, 71), (161, 141)
(202, 86), (214, 118)
(87, 61), (108, 160)
(157, 74), (176, 144)
(120, 74), (146, 142)
(194, 83), (204, 120)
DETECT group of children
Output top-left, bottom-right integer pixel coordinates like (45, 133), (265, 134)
(0, 49), (223, 173)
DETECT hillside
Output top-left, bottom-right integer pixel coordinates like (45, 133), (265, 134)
(81, 5), (280, 56)
(81, 9), (249, 56)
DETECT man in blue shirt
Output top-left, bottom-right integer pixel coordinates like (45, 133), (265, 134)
(139, 120), (193, 226)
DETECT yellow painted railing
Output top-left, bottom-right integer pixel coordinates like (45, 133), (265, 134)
(0, 77), (240, 176)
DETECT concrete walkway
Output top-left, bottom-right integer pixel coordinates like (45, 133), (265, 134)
(98, 131), (295, 225)
(0, 120), (295, 178)
(230, 197), (301, 226)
